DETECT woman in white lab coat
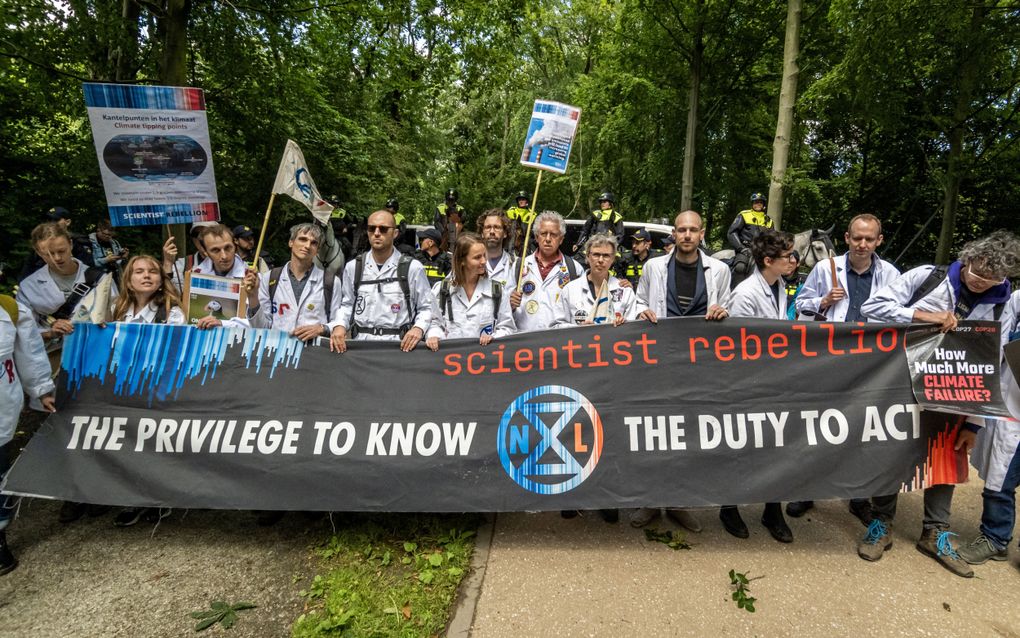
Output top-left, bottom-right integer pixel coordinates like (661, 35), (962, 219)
(554, 233), (638, 328)
(721, 229), (799, 544)
(425, 233), (515, 349)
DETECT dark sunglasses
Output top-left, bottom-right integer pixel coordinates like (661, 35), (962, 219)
(367, 225), (394, 234)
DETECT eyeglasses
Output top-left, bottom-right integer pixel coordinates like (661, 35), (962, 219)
(367, 225), (394, 234)
(773, 252), (797, 262)
(967, 265), (1006, 286)
(588, 252), (614, 261)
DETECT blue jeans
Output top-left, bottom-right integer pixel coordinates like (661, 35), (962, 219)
(980, 439), (1020, 550)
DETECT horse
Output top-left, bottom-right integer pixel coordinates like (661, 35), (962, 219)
(711, 225), (835, 289)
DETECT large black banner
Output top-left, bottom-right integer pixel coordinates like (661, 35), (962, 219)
(2, 319), (997, 511)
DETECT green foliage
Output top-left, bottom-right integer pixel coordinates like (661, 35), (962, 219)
(292, 513), (479, 638)
(189, 600), (257, 632)
(643, 527), (693, 550)
(728, 569), (759, 613)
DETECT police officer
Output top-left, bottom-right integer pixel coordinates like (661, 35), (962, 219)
(232, 225), (270, 272)
(414, 227), (452, 286)
(434, 189), (465, 252)
(727, 192), (774, 253)
(574, 192), (624, 254)
(330, 210), (434, 353)
(618, 229), (661, 286)
(386, 198), (414, 255)
(505, 191), (532, 255)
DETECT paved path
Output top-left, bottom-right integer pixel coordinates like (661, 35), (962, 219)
(469, 479), (1020, 637)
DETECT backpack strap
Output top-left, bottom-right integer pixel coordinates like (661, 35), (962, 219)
(267, 266), (284, 306)
(440, 278), (453, 321)
(906, 265), (949, 307)
(0, 294), (18, 323)
(994, 302), (1005, 322)
(51, 266), (105, 320)
(322, 271), (335, 321)
(153, 302), (168, 324)
(565, 257), (578, 281)
(349, 254), (367, 333)
(491, 280), (503, 323)
(397, 254), (414, 320)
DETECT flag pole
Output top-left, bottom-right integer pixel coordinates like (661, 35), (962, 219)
(516, 169), (544, 292)
(252, 193), (276, 271)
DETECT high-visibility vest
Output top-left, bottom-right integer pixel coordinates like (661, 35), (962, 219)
(738, 210), (773, 229)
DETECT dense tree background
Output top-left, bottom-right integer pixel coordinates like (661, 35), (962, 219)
(2, 0), (1018, 276)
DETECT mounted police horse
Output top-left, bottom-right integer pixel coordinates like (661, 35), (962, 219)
(711, 225), (835, 289)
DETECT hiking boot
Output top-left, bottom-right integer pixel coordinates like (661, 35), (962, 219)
(785, 501), (814, 518)
(858, 519), (893, 561)
(666, 508), (702, 533)
(719, 506), (748, 539)
(848, 499), (872, 527)
(916, 527), (974, 578)
(958, 533), (1008, 565)
(629, 508), (659, 528)
(58, 501), (87, 524)
(0, 531), (17, 576)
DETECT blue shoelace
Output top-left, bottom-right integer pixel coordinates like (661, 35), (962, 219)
(936, 530), (961, 559)
(864, 519), (887, 544)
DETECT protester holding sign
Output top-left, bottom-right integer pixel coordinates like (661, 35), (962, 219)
(510, 211), (583, 333)
(330, 210), (434, 353)
(425, 233), (515, 350)
(105, 255), (184, 527)
(960, 289), (1020, 567)
(554, 233), (637, 328)
(858, 231), (1020, 576)
(719, 229), (798, 544)
(631, 211), (729, 531)
(0, 294), (56, 575)
(244, 223), (341, 342)
(786, 213), (900, 521)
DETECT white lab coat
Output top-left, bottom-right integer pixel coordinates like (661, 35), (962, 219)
(970, 291), (1020, 491)
(248, 263), (342, 334)
(635, 251), (730, 317)
(16, 260), (118, 341)
(427, 276), (516, 341)
(861, 264), (1006, 324)
(119, 301), (186, 326)
(0, 300), (55, 446)
(727, 268), (787, 320)
(553, 275), (639, 327)
(796, 254), (899, 321)
(486, 251), (518, 289)
(513, 252), (584, 333)
(337, 250), (435, 341)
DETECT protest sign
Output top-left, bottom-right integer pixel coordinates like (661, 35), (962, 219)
(183, 272), (247, 325)
(905, 321), (1010, 417)
(520, 100), (581, 174)
(4, 319), (998, 511)
(83, 83), (220, 227)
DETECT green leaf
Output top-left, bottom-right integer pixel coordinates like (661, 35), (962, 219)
(210, 600), (229, 611)
(231, 602), (257, 611)
(383, 607), (399, 615)
(403, 541), (417, 552)
(220, 611), (237, 629)
(194, 617), (219, 632)
(447, 566), (464, 577)
(419, 569), (435, 584)
(190, 611), (219, 619)
(428, 552), (443, 567)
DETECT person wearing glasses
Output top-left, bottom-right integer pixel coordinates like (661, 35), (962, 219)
(330, 210), (434, 353)
(857, 230), (1020, 578)
(554, 233), (638, 328)
(716, 228), (799, 544)
(509, 211), (583, 333)
(630, 210), (729, 533)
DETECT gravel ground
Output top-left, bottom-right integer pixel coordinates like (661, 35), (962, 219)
(471, 478), (1020, 638)
(0, 503), (327, 638)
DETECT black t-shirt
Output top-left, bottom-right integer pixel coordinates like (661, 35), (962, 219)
(769, 280), (782, 310)
(673, 259), (699, 314)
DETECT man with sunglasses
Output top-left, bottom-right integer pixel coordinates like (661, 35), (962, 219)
(330, 210), (434, 353)
(858, 230), (1020, 577)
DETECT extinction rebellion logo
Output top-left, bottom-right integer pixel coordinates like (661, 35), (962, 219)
(497, 385), (603, 494)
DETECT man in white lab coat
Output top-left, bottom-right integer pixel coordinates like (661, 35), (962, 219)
(509, 211), (583, 334)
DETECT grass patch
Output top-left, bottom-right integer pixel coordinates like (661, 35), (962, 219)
(292, 513), (482, 637)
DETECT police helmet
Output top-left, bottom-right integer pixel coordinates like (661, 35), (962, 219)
(445, 189), (459, 201)
(515, 191), (529, 204)
(750, 192), (766, 204)
(385, 197), (399, 212)
(597, 191), (615, 205)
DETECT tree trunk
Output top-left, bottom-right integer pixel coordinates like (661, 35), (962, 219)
(159, 0), (191, 86)
(679, 2), (703, 212)
(767, 0), (801, 230)
(935, 4), (986, 264)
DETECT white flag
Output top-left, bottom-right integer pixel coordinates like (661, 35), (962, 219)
(271, 140), (334, 222)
